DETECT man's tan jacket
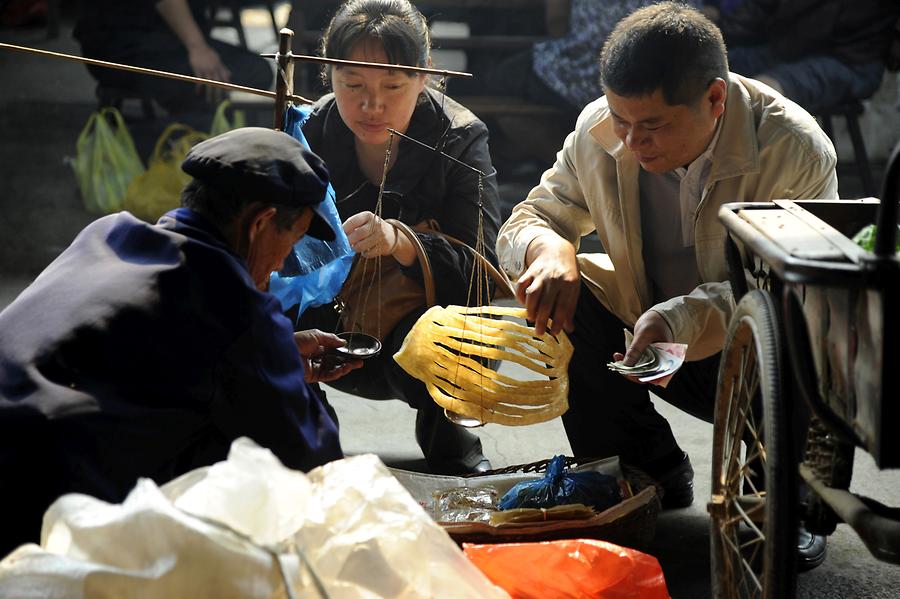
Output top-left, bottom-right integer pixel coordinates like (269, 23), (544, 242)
(497, 74), (838, 360)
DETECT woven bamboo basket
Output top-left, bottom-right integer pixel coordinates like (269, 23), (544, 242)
(439, 457), (662, 549)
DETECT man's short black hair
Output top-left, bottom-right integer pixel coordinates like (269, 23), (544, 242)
(180, 180), (304, 232)
(600, 2), (728, 106)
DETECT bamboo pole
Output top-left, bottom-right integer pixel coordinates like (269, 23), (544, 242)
(259, 52), (473, 78)
(273, 29), (296, 131)
(0, 42), (313, 105)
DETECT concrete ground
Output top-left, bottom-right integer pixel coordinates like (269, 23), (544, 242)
(2, 9), (900, 598)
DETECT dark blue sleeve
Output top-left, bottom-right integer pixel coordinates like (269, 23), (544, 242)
(209, 294), (342, 472)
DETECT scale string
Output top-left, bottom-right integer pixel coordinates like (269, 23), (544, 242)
(354, 81), (496, 426)
(348, 131), (395, 340)
(451, 175), (489, 424)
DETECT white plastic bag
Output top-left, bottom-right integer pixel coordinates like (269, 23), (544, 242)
(0, 480), (304, 598)
(0, 438), (507, 599)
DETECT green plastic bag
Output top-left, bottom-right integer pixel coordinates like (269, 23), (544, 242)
(852, 224), (900, 253)
(209, 99), (247, 137)
(72, 107), (145, 214)
(120, 100), (244, 223)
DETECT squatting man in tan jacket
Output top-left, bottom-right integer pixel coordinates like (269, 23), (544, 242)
(496, 2), (837, 570)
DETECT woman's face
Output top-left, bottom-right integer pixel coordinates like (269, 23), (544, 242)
(331, 39), (426, 147)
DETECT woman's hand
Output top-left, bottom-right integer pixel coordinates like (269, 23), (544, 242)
(293, 329), (362, 383)
(343, 211), (399, 258)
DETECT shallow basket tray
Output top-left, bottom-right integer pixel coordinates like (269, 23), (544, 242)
(396, 456), (661, 549)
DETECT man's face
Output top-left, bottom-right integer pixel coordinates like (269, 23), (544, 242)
(605, 81), (726, 173)
(246, 207), (314, 289)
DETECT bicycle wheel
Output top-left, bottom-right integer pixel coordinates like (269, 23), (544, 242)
(709, 290), (796, 598)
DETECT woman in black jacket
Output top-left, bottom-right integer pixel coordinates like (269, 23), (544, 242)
(298, 0), (502, 475)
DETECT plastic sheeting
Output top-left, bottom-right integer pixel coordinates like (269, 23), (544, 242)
(0, 438), (507, 599)
(269, 105), (355, 318)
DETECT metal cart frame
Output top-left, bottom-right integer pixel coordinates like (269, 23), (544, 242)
(707, 145), (900, 598)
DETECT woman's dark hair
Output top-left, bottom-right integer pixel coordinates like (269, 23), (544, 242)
(320, 0), (431, 86)
(180, 179), (304, 232)
(599, 2), (729, 106)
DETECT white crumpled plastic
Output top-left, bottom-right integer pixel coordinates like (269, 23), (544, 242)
(0, 438), (507, 599)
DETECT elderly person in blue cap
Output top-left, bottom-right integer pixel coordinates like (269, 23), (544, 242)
(0, 127), (360, 557)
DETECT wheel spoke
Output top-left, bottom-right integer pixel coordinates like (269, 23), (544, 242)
(733, 533), (764, 597)
(740, 475), (764, 498)
(720, 528), (741, 555)
(734, 498), (765, 539)
(718, 529), (748, 598)
(725, 462), (747, 491)
(744, 436), (764, 465)
(736, 496), (767, 526)
(741, 409), (761, 448)
(740, 535), (765, 553)
(712, 295), (786, 599)
(743, 411), (764, 463)
(725, 372), (753, 491)
(739, 552), (763, 595)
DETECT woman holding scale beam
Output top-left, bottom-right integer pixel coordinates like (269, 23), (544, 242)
(293, 0), (502, 476)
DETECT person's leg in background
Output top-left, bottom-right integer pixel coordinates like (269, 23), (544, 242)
(752, 56), (885, 114)
(726, 44), (783, 91)
(83, 29), (272, 123)
(728, 45), (885, 113)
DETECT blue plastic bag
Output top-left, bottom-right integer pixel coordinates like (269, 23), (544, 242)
(269, 105), (354, 317)
(498, 455), (624, 512)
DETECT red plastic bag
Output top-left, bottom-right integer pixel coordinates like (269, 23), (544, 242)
(464, 538), (670, 599)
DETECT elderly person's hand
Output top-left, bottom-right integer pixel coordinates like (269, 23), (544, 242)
(517, 233), (580, 336)
(293, 329), (362, 383)
(343, 211), (399, 258)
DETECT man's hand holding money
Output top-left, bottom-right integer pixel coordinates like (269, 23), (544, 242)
(608, 310), (687, 388)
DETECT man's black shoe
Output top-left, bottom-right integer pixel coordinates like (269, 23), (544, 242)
(797, 525), (827, 572)
(472, 458), (493, 474)
(654, 452), (695, 509)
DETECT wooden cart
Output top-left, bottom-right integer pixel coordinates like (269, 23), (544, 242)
(707, 145), (900, 597)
